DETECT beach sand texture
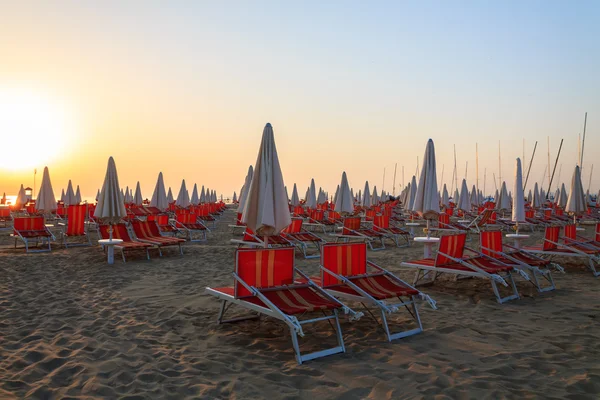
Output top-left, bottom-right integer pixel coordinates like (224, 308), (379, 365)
(1, 207), (599, 399)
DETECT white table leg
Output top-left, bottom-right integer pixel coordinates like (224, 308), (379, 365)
(107, 245), (115, 265)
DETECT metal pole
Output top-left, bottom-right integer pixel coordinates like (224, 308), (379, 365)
(523, 141), (538, 192)
(498, 141), (502, 188)
(392, 163), (397, 196)
(453, 144), (458, 193)
(547, 137), (551, 186)
(476, 143), (479, 197)
(580, 112), (588, 168)
(547, 139), (563, 199)
(587, 164), (594, 193)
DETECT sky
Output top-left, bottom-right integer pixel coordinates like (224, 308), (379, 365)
(0, 0), (598, 201)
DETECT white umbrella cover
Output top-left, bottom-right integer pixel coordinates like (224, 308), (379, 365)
(334, 171), (354, 214)
(150, 172), (169, 210)
(134, 181), (143, 205)
(36, 166), (57, 212)
(565, 165), (587, 215)
(176, 180), (190, 208)
(457, 179), (470, 211)
(95, 156), (127, 227)
(412, 138), (440, 219)
(190, 184), (199, 205)
(65, 180), (76, 205)
(290, 183), (300, 206)
(237, 166), (254, 212)
(362, 181), (371, 208)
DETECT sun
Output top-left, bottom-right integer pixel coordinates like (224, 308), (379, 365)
(0, 88), (76, 170)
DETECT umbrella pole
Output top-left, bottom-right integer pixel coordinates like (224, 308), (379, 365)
(109, 224), (113, 241)
(264, 236), (268, 248)
(426, 219), (430, 239)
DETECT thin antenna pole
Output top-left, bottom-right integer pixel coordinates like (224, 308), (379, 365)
(492, 173), (498, 191)
(382, 167), (386, 191)
(540, 166), (547, 187)
(402, 166), (404, 188)
(416, 157), (419, 179)
(498, 141), (502, 188)
(580, 112), (588, 167)
(557, 164), (562, 190)
(453, 144), (458, 193)
(523, 139), (526, 172)
(587, 164), (594, 193)
(476, 143), (479, 196)
(440, 164), (444, 189)
(483, 168), (487, 195)
(464, 161), (468, 180)
(547, 139), (563, 199)
(392, 163), (397, 196)
(523, 141), (538, 191)
(547, 136), (551, 186)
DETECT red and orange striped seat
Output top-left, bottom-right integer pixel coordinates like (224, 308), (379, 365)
(13, 216), (52, 238)
(131, 220), (184, 246)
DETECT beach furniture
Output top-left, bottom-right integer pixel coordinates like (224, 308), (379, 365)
(372, 215), (410, 247)
(523, 225), (600, 277)
(304, 209), (337, 233)
(130, 220), (185, 256)
(11, 216), (55, 252)
(479, 230), (559, 292)
(151, 214), (179, 237)
(401, 233), (523, 303)
(98, 224), (152, 262)
(332, 217), (386, 251)
(62, 204), (92, 247)
(281, 218), (324, 259)
(205, 247), (361, 364)
(0, 207), (12, 228)
(174, 213), (208, 242)
(227, 212), (246, 234)
(231, 228), (292, 247)
(316, 242), (435, 341)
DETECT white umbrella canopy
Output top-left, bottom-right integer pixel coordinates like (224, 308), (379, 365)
(1, 192), (5, 204)
(532, 183), (541, 208)
(453, 188), (459, 205)
(512, 158), (526, 223)
(494, 189), (499, 202)
(65, 180), (76, 205)
(237, 166), (254, 212)
(241, 123), (291, 236)
(558, 183), (568, 208)
(597, 189), (600, 207)
(306, 179), (317, 209)
(350, 188), (354, 202)
(540, 188), (546, 204)
(133, 181), (143, 205)
(335, 171), (354, 214)
(333, 185), (340, 205)
(95, 189), (100, 202)
(60, 189), (66, 203)
(554, 188), (560, 204)
(527, 189), (532, 204)
(36, 166), (57, 212)
(94, 156), (127, 227)
(412, 139), (440, 220)
(15, 184), (27, 209)
(167, 187), (174, 203)
(150, 172), (169, 210)
(498, 181), (511, 211)
(75, 185), (82, 204)
(380, 188), (385, 201)
(190, 184), (199, 205)
(124, 186), (130, 203)
(469, 185), (478, 207)
(284, 186), (289, 203)
(290, 183), (300, 206)
(407, 176), (418, 211)
(372, 186), (379, 205)
(362, 181), (372, 208)
(233, 191), (237, 202)
(357, 189), (362, 205)
(212, 190), (217, 203)
(457, 179), (470, 211)
(441, 184), (450, 208)
(199, 185), (206, 203)
(176, 180), (190, 208)
(565, 165), (587, 215)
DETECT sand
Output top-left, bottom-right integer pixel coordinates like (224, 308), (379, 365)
(1, 207), (599, 399)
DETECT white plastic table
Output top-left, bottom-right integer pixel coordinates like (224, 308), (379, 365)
(414, 236), (440, 258)
(505, 234), (529, 250)
(405, 222), (420, 236)
(98, 239), (123, 265)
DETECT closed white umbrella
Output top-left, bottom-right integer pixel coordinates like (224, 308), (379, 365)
(306, 179), (317, 209)
(527, 190), (532, 204)
(357, 189), (362, 205)
(457, 179), (470, 212)
(1, 192), (5, 205)
(290, 183), (300, 206)
(167, 187), (174, 203)
(558, 183), (568, 208)
(362, 181), (371, 208)
(532, 183), (541, 208)
(61, 189), (66, 203)
(565, 165), (587, 222)
(350, 188), (354, 202)
(335, 171), (354, 214)
(176, 180), (190, 208)
(407, 176), (417, 211)
(198, 185), (204, 203)
(494, 189), (499, 202)
(95, 189), (100, 202)
(36, 166), (57, 212)
(150, 172), (168, 211)
(65, 180), (76, 205)
(95, 156), (127, 234)
(470, 185), (478, 207)
(190, 184), (199, 205)
(412, 139), (440, 227)
(284, 186), (289, 203)
(124, 186), (130, 203)
(554, 188), (560, 204)
(75, 185), (82, 204)
(15, 184), (27, 209)
(453, 188), (459, 205)
(233, 191), (237, 202)
(237, 166), (254, 212)
(333, 185), (340, 205)
(241, 123), (291, 238)
(441, 184), (450, 208)
(372, 185), (379, 205)
(133, 182), (143, 205)
(512, 158), (526, 228)
(498, 181), (510, 211)
(597, 189), (600, 207)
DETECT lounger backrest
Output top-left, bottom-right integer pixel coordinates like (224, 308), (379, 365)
(66, 205), (87, 235)
(480, 231), (503, 257)
(99, 224), (132, 241)
(131, 221), (157, 239)
(373, 215), (389, 229)
(438, 213), (450, 226)
(328, 211), (341, 223)
(283, 218), (302, 234)
(525, 210), (535, 219)
(556, 208), (564, 216)
(445, 207), (453, 216)
(543, 226), (560, 250)
(596, 223), (600, 243)
(177, 213), (197, 224)
(544, 209), (552, 220)
(235, 247), (295, 298)
(0, 208), (10, 217)
(563, 224), (577, 240)
(342, 217), (361, 234)
(435, 234), (466, 265)
(477, 210), (492, 226)
(13, 216), (45, 233)
(309, 209), (323, 221)
(365, 210), (376, 221)
(155, 214), (169, 226)
(26, 204), (37, 214)
(320, 242), (367, 287)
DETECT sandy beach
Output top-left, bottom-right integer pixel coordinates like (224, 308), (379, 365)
(1, 207), (599, 399)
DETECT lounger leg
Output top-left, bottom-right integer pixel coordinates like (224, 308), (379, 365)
(122, 249), (126, 263)
(290, 328), (303, 364)
(333, 309), (345, 354)
(217, 300), (227, 324)
(588, 259), (600, 277)
(145, 248), (150, 260)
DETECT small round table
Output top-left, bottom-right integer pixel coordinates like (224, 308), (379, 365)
(505, 234), (529, 250)
(414, 236), (440, 258)
(405, 222), (420, 236)
(98, 239), (123, 265)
